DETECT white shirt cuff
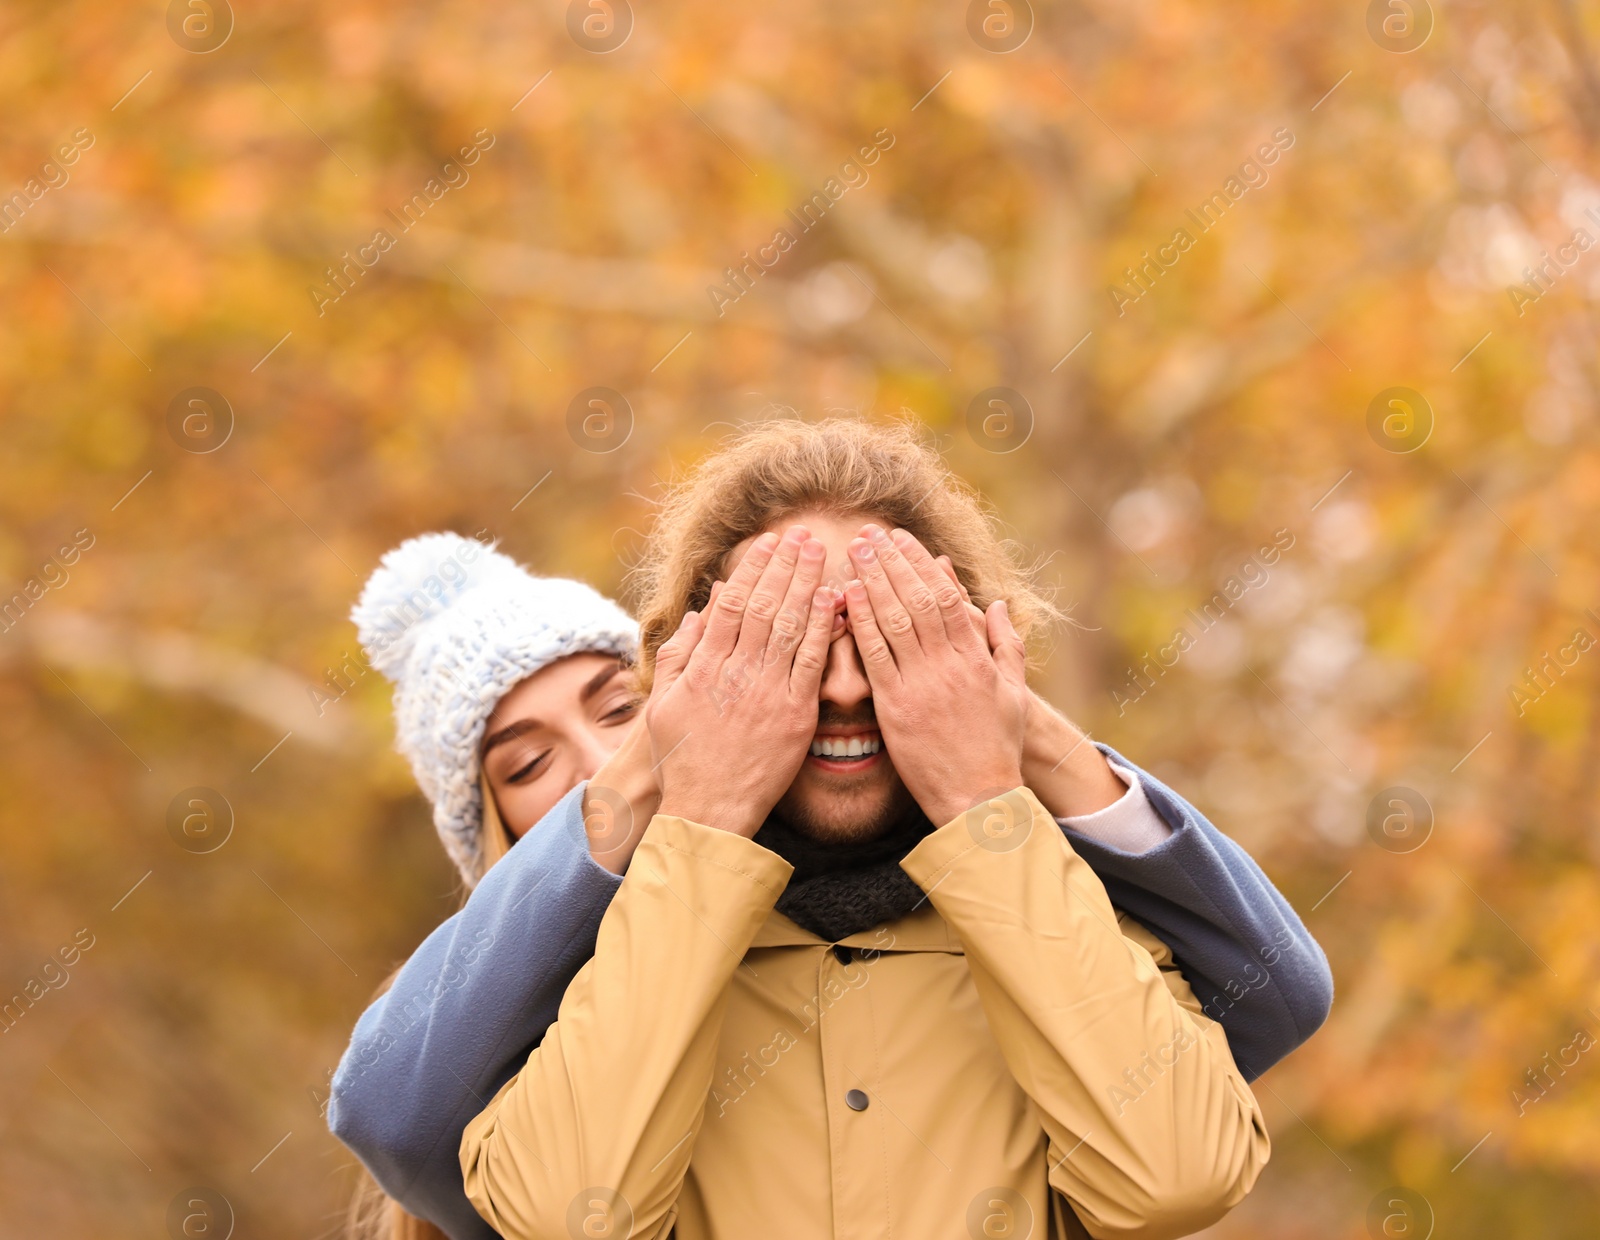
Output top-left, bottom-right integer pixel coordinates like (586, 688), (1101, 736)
(1057, 761), (1173, 853)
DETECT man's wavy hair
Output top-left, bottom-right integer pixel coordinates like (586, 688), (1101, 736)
(628, 416), (1062, 693)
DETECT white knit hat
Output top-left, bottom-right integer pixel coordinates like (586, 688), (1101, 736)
(352, 532), (638, 884)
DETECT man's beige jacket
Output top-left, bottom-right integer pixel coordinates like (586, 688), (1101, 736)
(461, 786), (1269, 1239)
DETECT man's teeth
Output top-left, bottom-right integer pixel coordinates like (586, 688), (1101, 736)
(809, 736), (882, 759)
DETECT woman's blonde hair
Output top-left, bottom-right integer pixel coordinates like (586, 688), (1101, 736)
(472, 768), (514, 883)
(344, 1184), (449, 1240)
(344, 771), (514, 1240)
(629, 415), (1061, 692)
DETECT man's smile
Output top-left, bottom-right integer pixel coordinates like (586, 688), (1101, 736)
(806, 726), (884, 772)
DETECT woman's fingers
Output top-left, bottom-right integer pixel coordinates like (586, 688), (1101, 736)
(654, 608), (706, 694)
(842, 576), (900, 686)
(985, 599), (1028, 689)
(789, 583), (839, 699)
(861, 523), (946, 649)
(731, 524), (808, 667)
(765, 536), (827, 667)
(699, 531), (778, 660)
(932, 551), (987, 637)
(936, 554), (971, 603)
(847, 532), (919, 661)
(890, 529), (983, 653)
(829, 593), (850, 641)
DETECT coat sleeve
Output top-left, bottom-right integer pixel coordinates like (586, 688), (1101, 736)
(1060, 743), (1335, 1081)
(901, 786), (1271, 1240)
(327, 782), (623, 1240)
(459, 815), (793, 1240)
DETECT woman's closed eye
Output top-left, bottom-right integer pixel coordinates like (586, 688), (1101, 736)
(506, 747), (553, 784)
(601, 697), (641, 726)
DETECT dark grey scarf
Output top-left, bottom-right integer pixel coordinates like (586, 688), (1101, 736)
(752, 810), (936, 942)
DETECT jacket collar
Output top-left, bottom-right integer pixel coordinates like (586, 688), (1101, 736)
(749, 900), (962, 953)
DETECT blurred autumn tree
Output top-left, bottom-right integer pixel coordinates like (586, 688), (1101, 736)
(2, 0), (1599, 1235)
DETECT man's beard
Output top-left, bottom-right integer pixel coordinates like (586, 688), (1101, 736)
(754, 710), (935, 939)
(767, 761), (921, 845)
(764, 704), (921, 851)
(758, 769), (936, 941)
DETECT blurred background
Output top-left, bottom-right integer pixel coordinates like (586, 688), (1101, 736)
(3, 0), (1599, 1235)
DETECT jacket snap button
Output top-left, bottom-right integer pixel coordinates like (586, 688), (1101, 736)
(832, 944), (852, 965)
(845, 1088), (869, 1111)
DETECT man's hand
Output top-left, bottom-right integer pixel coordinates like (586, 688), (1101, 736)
(645, 524), (837, 837)
(843, 524), (1028, 827)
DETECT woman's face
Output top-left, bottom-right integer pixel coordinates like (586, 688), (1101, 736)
(480, 652), (640, 837)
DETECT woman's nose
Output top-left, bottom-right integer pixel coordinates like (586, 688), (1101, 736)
(576, 719), (630, 780)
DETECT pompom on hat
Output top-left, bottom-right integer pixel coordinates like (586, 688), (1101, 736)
(352, 532), (638, 885)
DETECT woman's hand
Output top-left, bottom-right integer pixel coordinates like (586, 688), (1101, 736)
(924, 544), (1125, 818)
(581, 715), (661, 875)
(646, 524), (838, 837)
(843, 524), (1028, 827)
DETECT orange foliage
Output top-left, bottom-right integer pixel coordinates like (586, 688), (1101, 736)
(2, 0), (1599, 1234)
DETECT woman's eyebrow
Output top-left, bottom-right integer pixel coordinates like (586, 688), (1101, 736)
(482, 661), (623, 756)
(481, 717), (543, 757)
(579, 660), (624, 702)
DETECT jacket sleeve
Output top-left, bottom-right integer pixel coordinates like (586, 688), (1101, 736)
(1060, 743), (1335, 1081)
(902, 786), (1270, 1240)
(327, 782), (623, 1240)
(459, 814), (793, 1240)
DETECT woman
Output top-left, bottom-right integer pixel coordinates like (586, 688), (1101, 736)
(331, 530), (1332, 1240)
(337, 530), (640, 1239)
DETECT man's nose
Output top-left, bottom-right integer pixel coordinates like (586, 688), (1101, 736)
(819, 630), (872, 712)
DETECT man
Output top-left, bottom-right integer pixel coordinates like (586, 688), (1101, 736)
(459, 419), (1279, 1238)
